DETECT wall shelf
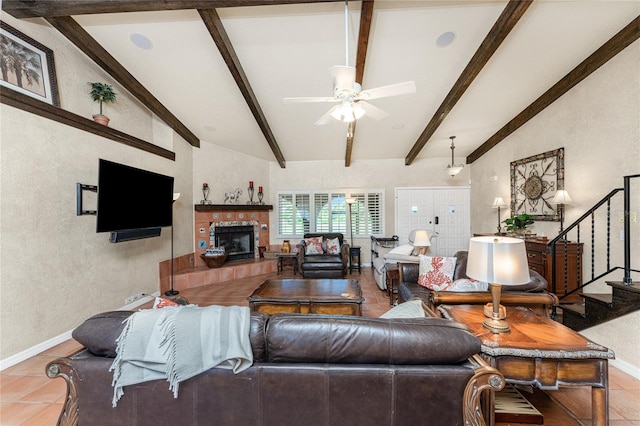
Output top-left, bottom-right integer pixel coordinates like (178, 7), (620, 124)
(0, 87), (175, 160)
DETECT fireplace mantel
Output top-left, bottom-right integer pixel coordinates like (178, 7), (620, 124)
(195, 204), (273, 211)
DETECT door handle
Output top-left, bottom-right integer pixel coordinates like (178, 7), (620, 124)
(435, 216), (439, 225)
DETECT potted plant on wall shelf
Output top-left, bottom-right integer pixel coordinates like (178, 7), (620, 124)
(88, 82), (117, 126)
(503, 213), (534, 237)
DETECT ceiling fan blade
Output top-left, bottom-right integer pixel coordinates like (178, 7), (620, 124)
(358, 81), (416, 101)
(359, 101), (389, 120)
(330, 65), (356, 92)
(284, 96), (338, 104)
(314, 105), (340, 126)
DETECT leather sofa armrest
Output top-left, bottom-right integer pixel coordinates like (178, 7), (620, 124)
(430, 291), (559, 317)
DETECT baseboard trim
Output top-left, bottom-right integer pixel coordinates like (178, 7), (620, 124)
(0, 292), (158, 371)
(610, 358), (640, 380)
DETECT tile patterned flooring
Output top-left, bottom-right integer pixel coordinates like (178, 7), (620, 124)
(1, 267), (638, 425)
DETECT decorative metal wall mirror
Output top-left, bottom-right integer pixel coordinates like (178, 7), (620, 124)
(510, 148), (564, 221)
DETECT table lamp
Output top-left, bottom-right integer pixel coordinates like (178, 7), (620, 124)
(345, 198), (355, 247)
(466, 236), (530, 333)
(412, 230), (431, 255)
(551, 189), (573, 233)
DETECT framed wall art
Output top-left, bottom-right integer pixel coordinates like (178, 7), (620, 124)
(0, 21), (60, 106)
(510, 148), (564, 221)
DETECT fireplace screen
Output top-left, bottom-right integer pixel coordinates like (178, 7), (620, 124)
(214, 225), (254, 261)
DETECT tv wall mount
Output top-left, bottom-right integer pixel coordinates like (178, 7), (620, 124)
(76, 183), (97, 216)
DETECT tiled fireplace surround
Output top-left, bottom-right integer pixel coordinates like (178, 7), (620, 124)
(159, 205), (278, 294)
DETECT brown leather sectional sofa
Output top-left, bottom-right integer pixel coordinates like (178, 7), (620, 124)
(398, 251), (558, 316)
(47, 310), (504, 425)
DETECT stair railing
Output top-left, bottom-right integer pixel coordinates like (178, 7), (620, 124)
(548, 174), (639, 315)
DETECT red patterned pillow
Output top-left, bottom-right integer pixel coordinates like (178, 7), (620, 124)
(153, 297), (179, 309)
(417, 255), (457, 291)
(304, 236), (324, 255)
(326, 237), (340, 254)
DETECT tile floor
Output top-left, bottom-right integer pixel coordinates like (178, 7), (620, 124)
(1, 267), (638, 425)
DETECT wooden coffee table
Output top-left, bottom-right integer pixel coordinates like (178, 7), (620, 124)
(248, 279), (364, 316)
(438, 305), (614, 426)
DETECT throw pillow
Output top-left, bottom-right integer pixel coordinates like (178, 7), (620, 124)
(379, 299), (426, 318)
(387, 244), (414, 256)
(326, 237), (340, 254)
(304, 236), (324, 255)
(449, 278), (489, 292)
(417, 255), (457, 291)
(153, 297), (180, 309)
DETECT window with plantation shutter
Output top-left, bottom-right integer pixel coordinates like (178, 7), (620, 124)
(277, 189), (383, 238)
(278, 193), (310, 236)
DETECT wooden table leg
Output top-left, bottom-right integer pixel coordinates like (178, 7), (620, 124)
(592, 386), (609, 426)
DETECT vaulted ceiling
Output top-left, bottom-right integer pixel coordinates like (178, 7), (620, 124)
(4, 1), (639, 168)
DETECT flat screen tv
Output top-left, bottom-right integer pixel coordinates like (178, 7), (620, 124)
(96, 159), (174, 234)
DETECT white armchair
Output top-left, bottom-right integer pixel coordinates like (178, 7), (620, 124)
(372, 229), (436, 291)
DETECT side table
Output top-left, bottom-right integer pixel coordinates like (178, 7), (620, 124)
(438, 304), (614, 426)
(276, 252), (298, 275)
(386, 265), (399, 306)
(349, 246), (361, 274)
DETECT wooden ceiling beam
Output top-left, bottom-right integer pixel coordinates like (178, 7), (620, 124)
(345, 0), (374, 167)
(46, 16), (200, 148)
(2, 0), (345, 18)
(199, 9), (286, 168)
(404, 0), (532, 166)
(467, 15), (640, 164)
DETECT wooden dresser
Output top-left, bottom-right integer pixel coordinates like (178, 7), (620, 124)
(525, 237), (583, 301)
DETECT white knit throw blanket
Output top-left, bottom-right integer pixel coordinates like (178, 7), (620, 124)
(110, 305), (253, 407)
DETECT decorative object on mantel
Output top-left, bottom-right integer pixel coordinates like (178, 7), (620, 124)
(200, 182), (212, 205)
(201, 246), (228, 268)
(88, 82), (117, 126)
(510, 148), (564, 221)
(258, 186), (264, 205)
(550, 189), (573, 233)
(502, 213), (534, 237)
(0, 21), (60, 106)
(247, 181), (254, 205)
(445, 136), (464, 177)
(492, 197), (507, 234)
(281, 240), (291, 253)
(224, 188), (242, 204)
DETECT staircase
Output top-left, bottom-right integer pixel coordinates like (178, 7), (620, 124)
(561, 281), (640, 331)
(553, 174), (640, 330)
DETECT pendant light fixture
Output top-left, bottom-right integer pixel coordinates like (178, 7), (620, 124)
(446, 136), (464, 177)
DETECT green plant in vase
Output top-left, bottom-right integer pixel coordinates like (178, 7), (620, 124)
(503, 213), (534, 236)
(88, 82), (117, 126)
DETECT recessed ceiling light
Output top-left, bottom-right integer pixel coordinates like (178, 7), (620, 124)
(130, 33), (153, 50)
(436, 31), (456, 48)
(204, 125), (216, 132)
(392, 123), (405, 130)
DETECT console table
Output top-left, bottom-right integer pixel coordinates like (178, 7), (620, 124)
(525, 237), (583, 301)
(439, 304), (614, 426)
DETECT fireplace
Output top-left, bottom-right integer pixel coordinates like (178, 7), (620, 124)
(213, 225), (255, 261)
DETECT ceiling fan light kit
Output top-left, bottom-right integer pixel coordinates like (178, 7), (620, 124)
(446, 135), (465, 177)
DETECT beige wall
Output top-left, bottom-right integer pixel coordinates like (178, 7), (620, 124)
(0, 16), (195, 360)
(268, 157), (470, 260)
(469, 40), (640, 372)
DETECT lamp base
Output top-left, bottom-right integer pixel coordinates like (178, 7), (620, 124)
(482, 317), (511, 334)
(483, 303), (506, 320)
(164, 289), (179, 296)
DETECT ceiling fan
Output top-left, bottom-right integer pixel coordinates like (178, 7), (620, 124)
(283, 1), (416, 125)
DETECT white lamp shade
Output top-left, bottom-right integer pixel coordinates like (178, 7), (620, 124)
(173, 192), (181, 202)
(551, 190), (573, 204)
(492, 197), (506, 208)
(466, 236), (530, 285)
(413, 230), (431, 247)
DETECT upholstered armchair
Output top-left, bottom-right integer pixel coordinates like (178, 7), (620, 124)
(296, 233), (349, 279)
